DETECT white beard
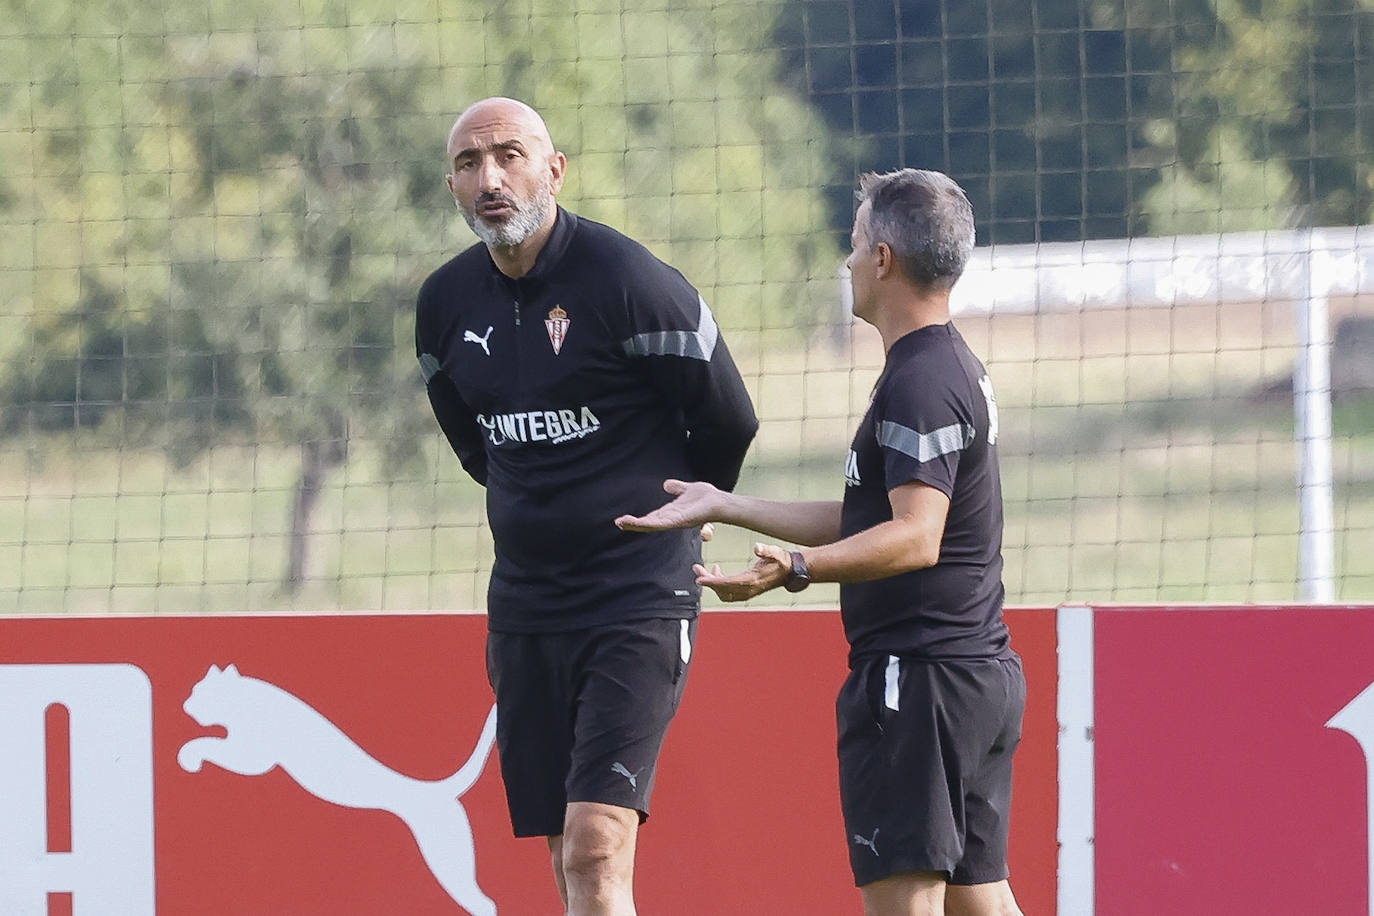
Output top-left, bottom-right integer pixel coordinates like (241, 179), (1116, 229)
(459, 174), (554, 249)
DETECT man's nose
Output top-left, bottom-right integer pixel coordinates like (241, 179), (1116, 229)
(477, 157), (503, 193)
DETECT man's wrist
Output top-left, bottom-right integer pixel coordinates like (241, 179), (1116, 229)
(714, 492), (741, 528)
(783, 549), (811, 593)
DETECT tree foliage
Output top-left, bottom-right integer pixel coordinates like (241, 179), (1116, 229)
(0, 0), (844, 591)
(775, 0), (1374, 242)
(1125, 0), (1374, 233)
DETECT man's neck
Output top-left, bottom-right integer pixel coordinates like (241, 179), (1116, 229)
(876, 292), (951, 352)
(488, 209), (558, 279)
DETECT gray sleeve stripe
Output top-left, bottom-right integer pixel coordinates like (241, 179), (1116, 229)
(620, 294), (719, 361)
(877, 420), (975, 463)
(418, 352), (441, 384)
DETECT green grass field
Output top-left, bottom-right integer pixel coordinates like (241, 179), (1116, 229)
(3, 305), (1373, 614)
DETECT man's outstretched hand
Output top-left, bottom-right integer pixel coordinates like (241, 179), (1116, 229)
(691, 542), (791, 602)
(615, 479), (727, 534)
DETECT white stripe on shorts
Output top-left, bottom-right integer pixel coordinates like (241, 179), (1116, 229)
(884, 655), (900, 711)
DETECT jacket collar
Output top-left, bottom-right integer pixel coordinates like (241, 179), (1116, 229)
(486, 206), (578, 282)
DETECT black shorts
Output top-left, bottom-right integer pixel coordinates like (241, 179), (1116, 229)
(836, 653), (1025, 888)
(485, 617), (696, 838)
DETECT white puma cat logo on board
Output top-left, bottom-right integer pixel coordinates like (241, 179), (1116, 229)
(177, 664), (498, 916)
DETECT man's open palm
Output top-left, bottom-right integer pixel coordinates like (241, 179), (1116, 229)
(615, 479), (724, 532)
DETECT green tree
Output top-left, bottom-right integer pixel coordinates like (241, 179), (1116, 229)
(773, 0), (1374, 241)
(0, 0), (843, 600)
(1120, 0), (1374, 233)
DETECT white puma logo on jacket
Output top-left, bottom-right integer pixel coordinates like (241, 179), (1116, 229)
(464, 326), (494, 356)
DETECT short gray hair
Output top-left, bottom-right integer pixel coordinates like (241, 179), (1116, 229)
(857, 169), (975, 290)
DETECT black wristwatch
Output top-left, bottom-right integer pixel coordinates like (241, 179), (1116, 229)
(783, 550), (811, 593)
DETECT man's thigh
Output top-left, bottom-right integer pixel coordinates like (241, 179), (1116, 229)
(836, 654), (1024, 888)
(950, 655), (1024, 887)
(565, 618), (695, 815)
(487, 629), (571, 837)
(487, 618), (695, 837)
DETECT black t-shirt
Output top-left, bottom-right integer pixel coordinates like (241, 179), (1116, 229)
(416, 208), (758, 633)
(839, 323), (1010, 664)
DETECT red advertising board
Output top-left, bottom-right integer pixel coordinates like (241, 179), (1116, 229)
(1003, 607), (1059, 916)
(0, 609), (1058, 915)
(1094, 606), (1374, 915)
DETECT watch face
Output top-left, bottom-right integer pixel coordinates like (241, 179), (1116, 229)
(785, 551), (810, 592)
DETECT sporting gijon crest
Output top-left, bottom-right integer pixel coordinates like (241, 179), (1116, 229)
(545, 305), (569, 355)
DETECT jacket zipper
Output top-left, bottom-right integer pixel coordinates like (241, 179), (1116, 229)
(511, 284), (522, 388)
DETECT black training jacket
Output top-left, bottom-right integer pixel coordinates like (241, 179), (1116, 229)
(839, 323), (1010, 664)
(416, 208), (758, 633)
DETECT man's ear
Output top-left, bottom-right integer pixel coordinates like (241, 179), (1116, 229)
(549, 151), (568, 194)
(875, 242), (895, 280)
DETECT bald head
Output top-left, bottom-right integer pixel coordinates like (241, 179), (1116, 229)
(444, 96), (567, 261)
(447, 97), (556, 162)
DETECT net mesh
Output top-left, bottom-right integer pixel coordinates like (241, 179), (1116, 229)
(2, 0), (1371, 613)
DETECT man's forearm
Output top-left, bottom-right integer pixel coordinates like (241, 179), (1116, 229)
(719, 495), (843, 547)
(426, 377), (488, 485)
(798, 514), (939, 585)
(793, 484), (949, 585)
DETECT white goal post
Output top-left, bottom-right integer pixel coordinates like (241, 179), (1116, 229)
(950, 226), (1374, 602)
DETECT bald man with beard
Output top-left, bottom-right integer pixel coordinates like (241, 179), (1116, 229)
(414, 98), (758, 915)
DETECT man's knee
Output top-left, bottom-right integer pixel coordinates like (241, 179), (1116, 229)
(946, 900), (1023, 916)
(561, 803), (639, 885)
(945, 901), (1022, 916)
(944, 880), (1022, 916)
(859, 871), (946, 916)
